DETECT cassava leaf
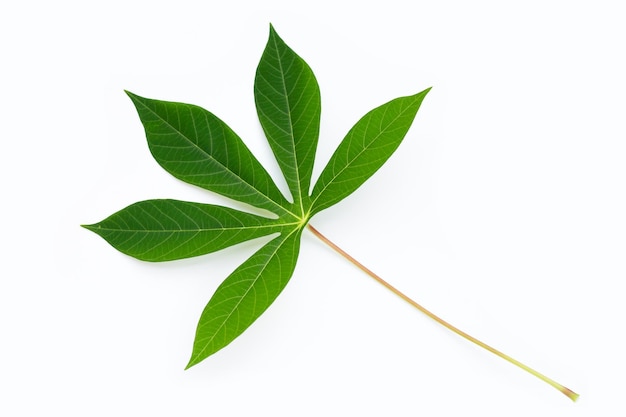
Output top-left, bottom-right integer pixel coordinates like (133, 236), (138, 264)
(186, 227), (302, 368)
(82, 199), (286, 262)
(126, 91), (293, 217)
(254, 24), (321, 214)
(84, 25), (429, 370)
(82, 25), (582, 403)
(310, 89), (430, 215)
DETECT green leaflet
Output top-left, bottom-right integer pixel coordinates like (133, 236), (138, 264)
(310, 90), (430, 215)
(84, 25), (428, 368)
(126, 91), (293, 218)
(254, 25), (321, 214)
(186, 228), (302, 367)
(82, 200), (286, 262)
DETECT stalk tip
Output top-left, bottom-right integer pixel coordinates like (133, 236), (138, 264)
(561, 386), (580, 402)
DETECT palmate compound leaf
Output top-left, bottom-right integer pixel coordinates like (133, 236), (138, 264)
(84, 25), (428, 368)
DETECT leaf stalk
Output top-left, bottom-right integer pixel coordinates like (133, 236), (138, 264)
(306, 224), (579, 402)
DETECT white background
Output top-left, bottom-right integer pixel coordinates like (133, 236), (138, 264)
(1, 1), (624, 415)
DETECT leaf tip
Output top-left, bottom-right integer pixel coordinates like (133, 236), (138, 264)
(416, 86), (432, 99)
(124, 89), (138, 100)
(184, 357), (198, 370)
(267, 23), (281, 41)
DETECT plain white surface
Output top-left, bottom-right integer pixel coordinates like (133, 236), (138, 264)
(1, 1), (624, 415)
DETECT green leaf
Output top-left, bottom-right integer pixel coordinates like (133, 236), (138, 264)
(186, 228), (302, 368)
(83, 199), (286, 262)
(254, 25), (321, 214)
(85, 25), (431, 370)
(82, 24), (578, 400)
(310, 89), (430, 214)
(83, 25), (579, 404)
(125, 91), (293, 217)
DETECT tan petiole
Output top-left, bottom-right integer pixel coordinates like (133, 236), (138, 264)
(307, 224), (579, 402)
